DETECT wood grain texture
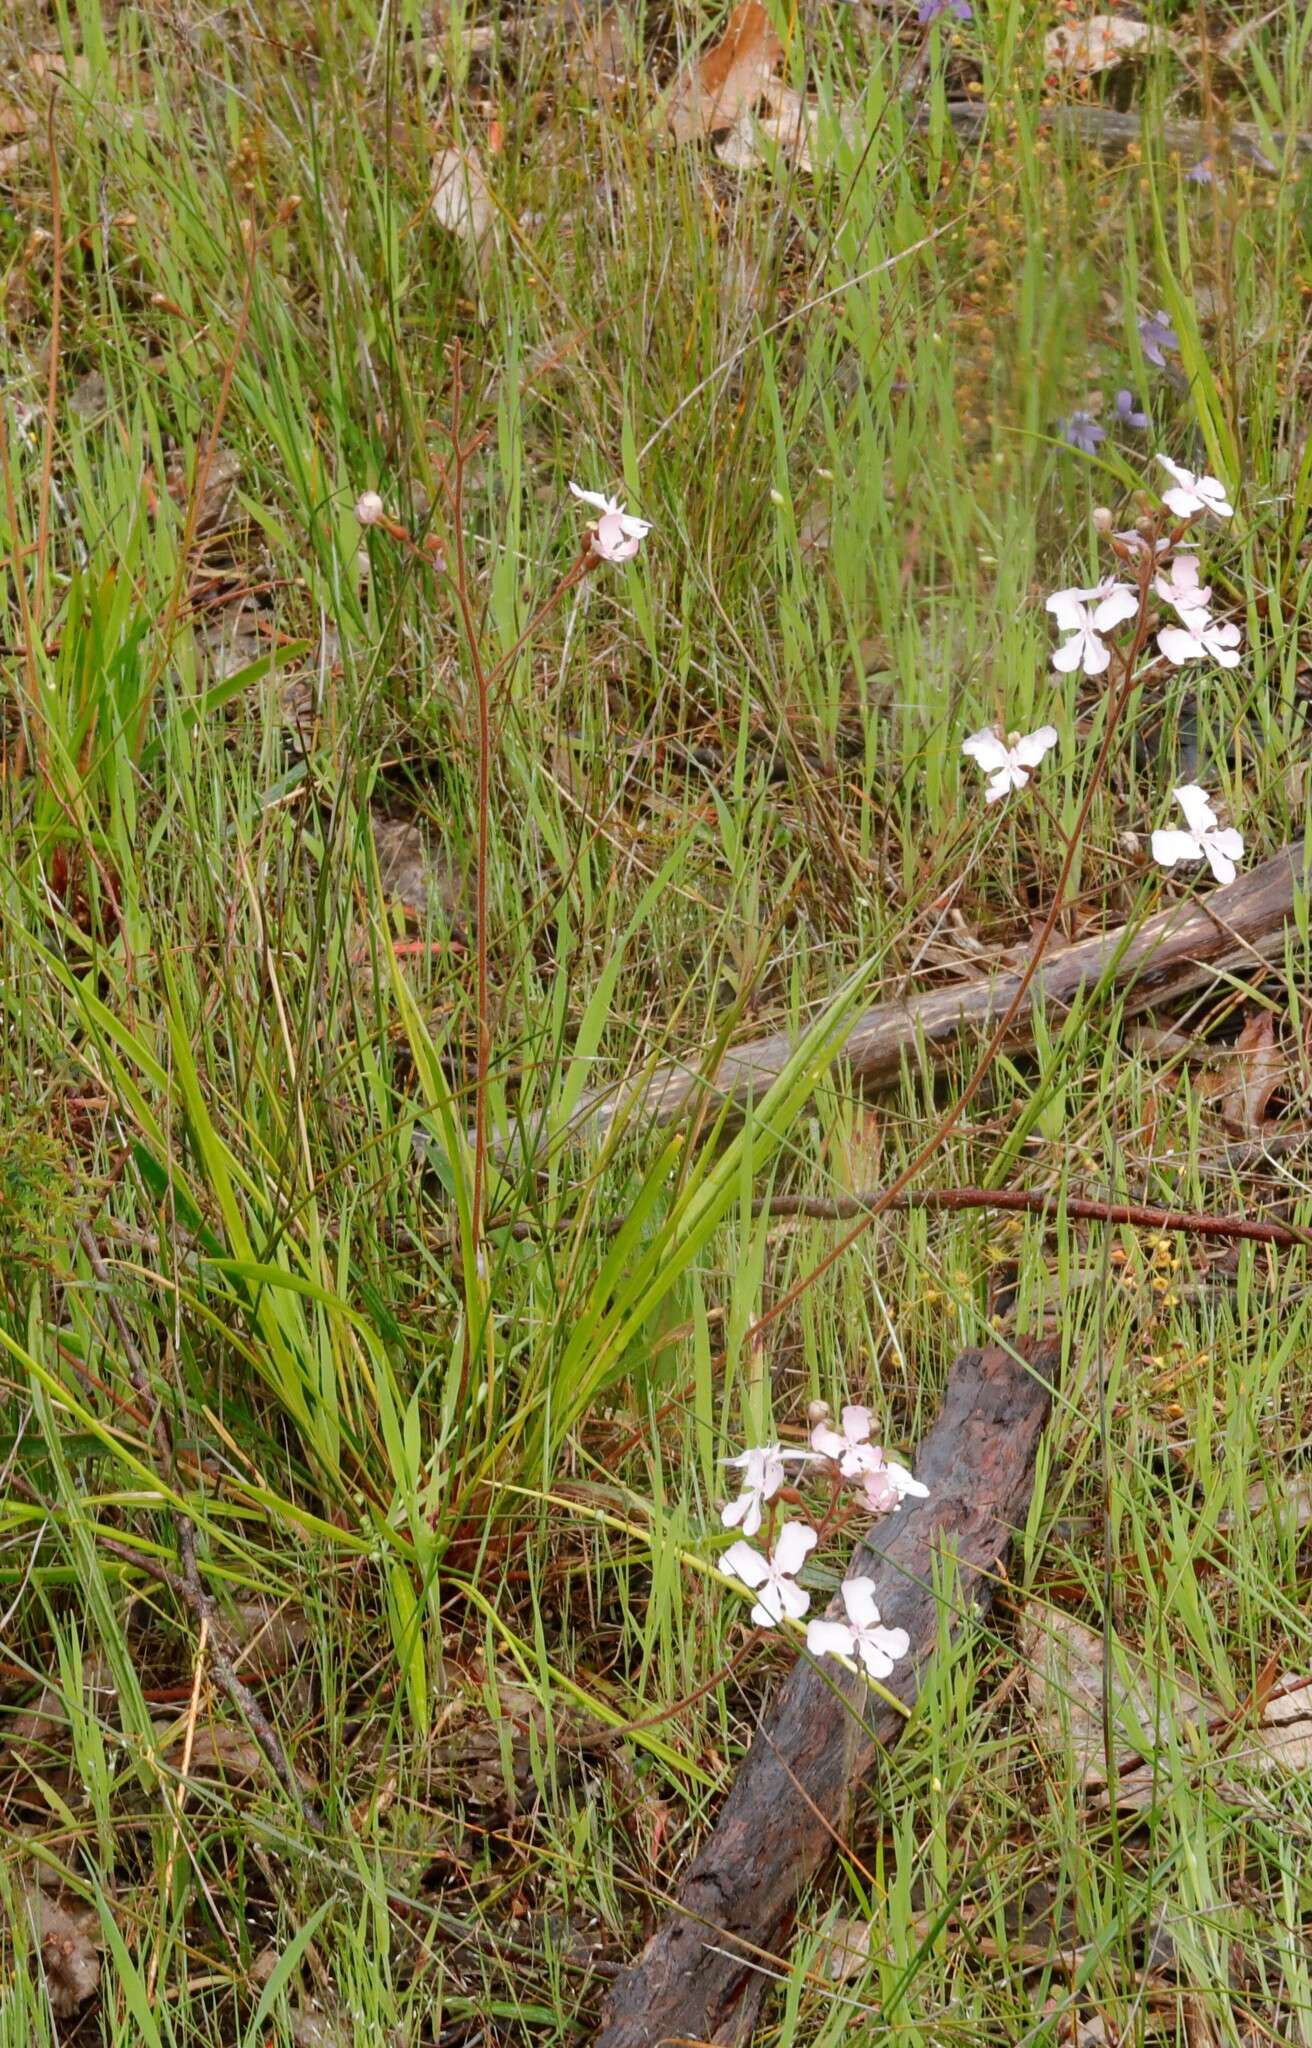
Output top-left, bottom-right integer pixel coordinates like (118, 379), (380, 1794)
(597, 1338), (1059, 2048)
(544, 844), (1306, 1162)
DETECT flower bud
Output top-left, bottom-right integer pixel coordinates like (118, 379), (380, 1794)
(355, 490), (386, 526)
(805, 1398), (831, 1428)
(1092, 506), (1114, 533)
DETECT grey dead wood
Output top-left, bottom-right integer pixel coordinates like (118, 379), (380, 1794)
(596, 1337), (1058, 2048)
(936, 101), (1309, 167)
(503, 844), (1305, 1166)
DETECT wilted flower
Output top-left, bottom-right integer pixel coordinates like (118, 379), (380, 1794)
(1047, 579), (1138, 676)
(1151, 784), (1244, 887)
(961, 725), (1059, 805)
(1112, 529), (1171, 562)
(1138, 309), (1179, 367)
(569, 482), (652, 564)
(721, 1443), (813, 1538)
(1157, 615), (1242, 668)
(722, 1521), (817, 1628)
(806, 1576), (910, 1680)
(859, 1459), (929, 1515)
(355, 490), (387, 526)
(1153, 553), (1211, 620)
(1059, 411), (1106, 455)
(918, 0), (972, 20)
(1157, 456), (1234, 521)
(1114, 389), (1149, 430)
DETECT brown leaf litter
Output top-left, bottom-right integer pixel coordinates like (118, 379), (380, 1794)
(1024, 1606), (1312, 1807)
(662, 0), (838, 174)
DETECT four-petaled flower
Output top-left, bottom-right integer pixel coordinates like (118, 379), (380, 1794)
(1157, 615), (1242, 668)
(569, 482), (652, 564)
(1114, 389), (1149, 430)
(918, 0), (972, 21)
(1060, 411), (1105, 455)
(811, 1404), (883, 1478)
(1047, 579), (1138, 675)
(1151, 784), (1244, 888)
(1157, 456), (1233, 521)
(721, 1443), (813, 1537)
(1153, 553), (1211, 620)
(860, 1459), (930, 1515)
(722, 1521), (817, 1628)
(806, 1576), (911, 1679)
(962, 725), (1059, 805)
(1138, 309), (1179, 366)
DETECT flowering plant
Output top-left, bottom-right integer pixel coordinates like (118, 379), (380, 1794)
(715, 1399), (929, 1690)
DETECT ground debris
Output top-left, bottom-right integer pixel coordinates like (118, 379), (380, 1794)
(22, 1882), (102, 2018)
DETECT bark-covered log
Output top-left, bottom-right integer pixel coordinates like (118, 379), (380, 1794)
(597, 1338), (1058, 2048)
(544, 843), (1306, 1161)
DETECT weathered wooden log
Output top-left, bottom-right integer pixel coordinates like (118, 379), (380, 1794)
(937, 100), (1309, 167)
(597, 1338), (1057, 2048)
(543, 843), (1306, 1162)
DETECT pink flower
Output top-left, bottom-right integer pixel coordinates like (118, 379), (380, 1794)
(805, 1576), (910, 1679)
(720, 1443), (814, 1537)
(569, 482), (651, 564)
(810, 1404), (881, 1477)
(1157, 616), (1242, 668)
(859, 1460), (928, 1515)
(1151, 784), (1244, 887)
(1156, 456), (1233, 521)
(722, 1522), (817, 1628)
(1153, 553), (1212, 621)
(961, 725), (1059, 804)
(1046, 580), (1138, 676)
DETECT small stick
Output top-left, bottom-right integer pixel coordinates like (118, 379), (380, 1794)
(146, 1612), (209, 2000)
(490, 1183), (1309, 1253)
(756, 1186), (1312, 1251)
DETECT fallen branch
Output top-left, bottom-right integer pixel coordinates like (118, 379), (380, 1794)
(597, 1338), (1057, 2048)
(493, 1183), (1310, 1252)
(533, 843), (1306, 1161)
(760, 1186), (1312, 1251)
(937, 101), (1309, 167)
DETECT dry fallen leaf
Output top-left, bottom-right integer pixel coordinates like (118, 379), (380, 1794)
(25, 1887), (101, 2018)
(211, 1597), (310, 1677)
(1044, 15), (1157, 76)
(1210, 1010), (1286, 1138)
(1023, 1607), (1214, 1809)
(165, 445), (243, 535)
(561, 0), (630, 101)
(1242, 1678), (1312, 1773)
(157, 1719), (265, 1778)
(666, 0), (781, 143)
(372, 813), (463, 925)
(1027, 1610), (1312, 1798)
(814, 1912), (872, 1983)
(431, 147), (496, 274)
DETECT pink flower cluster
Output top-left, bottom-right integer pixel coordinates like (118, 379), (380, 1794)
(715, 1403), (928, 1682)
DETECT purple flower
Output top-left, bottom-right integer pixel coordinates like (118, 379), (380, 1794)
(1185, 157), (1214, 186)
(1138, 309), (1179, 367)
(918, 0), (972, 21)
(1114, 389), (1149, 430)
(1059, 411), (1106, 455)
